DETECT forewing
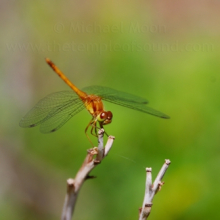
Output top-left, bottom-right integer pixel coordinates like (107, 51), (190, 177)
(19, 91), (84, 129)
(39, 100), (85, 133)
(83, 86), (169, 119)
(83, 86), (148, 104)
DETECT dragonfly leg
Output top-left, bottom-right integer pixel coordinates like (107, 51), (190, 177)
(90, 121), (98, 137)
(94, 124), (97, 136)
(85, 119), (108, 146)
(85, 119), (95, 147)
(91, 122), (107, 137)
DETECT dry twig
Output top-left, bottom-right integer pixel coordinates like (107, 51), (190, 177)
(61, 129), (115, 220)
(139, 159), (171, 220)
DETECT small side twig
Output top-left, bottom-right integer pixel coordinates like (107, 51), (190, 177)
(61, 129), (115, 220)
(139, 159), (171, 220)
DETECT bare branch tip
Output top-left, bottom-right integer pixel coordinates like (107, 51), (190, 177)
(98, 128), (105, 135)
(66, 178), (75, 193)
(165, 159), (171, 165)
(108, 135), (115, 140)
(89, 147), (98, 155)
(67, 178), (75, 186)
(146, 167), (152, 172)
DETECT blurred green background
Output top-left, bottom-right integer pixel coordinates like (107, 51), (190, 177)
(1, 1), (220, 219)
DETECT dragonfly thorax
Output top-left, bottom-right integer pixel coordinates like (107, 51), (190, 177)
(84, 94), (105, 117)
(83, 95), (113, 125)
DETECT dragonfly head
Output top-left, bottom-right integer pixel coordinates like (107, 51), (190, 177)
(97, 111), (113, 125)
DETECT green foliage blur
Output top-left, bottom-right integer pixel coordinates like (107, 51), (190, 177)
(1, 1), (220, 219)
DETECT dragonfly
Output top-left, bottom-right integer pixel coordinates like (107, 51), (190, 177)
(20, 58), (169, 145)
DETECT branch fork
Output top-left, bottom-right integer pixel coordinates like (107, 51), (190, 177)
(61, 129), (115, 220)
(61, 128), (171, 220)
(139, 159), (171, 220)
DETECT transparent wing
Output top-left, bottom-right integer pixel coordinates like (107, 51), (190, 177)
(83, 85), (148, 104)
(19, 91), (85, 132)
(39, 100), (85, 133)
(83, 86), (169, 119)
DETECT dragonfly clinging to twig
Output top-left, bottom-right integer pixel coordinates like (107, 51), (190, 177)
(20, 59), (169, 145)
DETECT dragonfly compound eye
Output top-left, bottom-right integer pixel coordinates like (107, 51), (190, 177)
(100, 112), (107, 120)
(107, 111), (113, 120)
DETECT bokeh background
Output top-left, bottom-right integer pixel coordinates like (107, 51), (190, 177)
(1, 1), (220, 219)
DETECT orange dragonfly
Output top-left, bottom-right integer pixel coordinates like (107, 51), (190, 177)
(20, 59), (169, 144)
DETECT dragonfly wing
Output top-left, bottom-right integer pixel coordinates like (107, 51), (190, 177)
(83, 86), (149, 104)
(19, 91), (84, 131)
(83, 86), (169, 119)
(116, 102), (170, 118)
(39, 100), (85, 133)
